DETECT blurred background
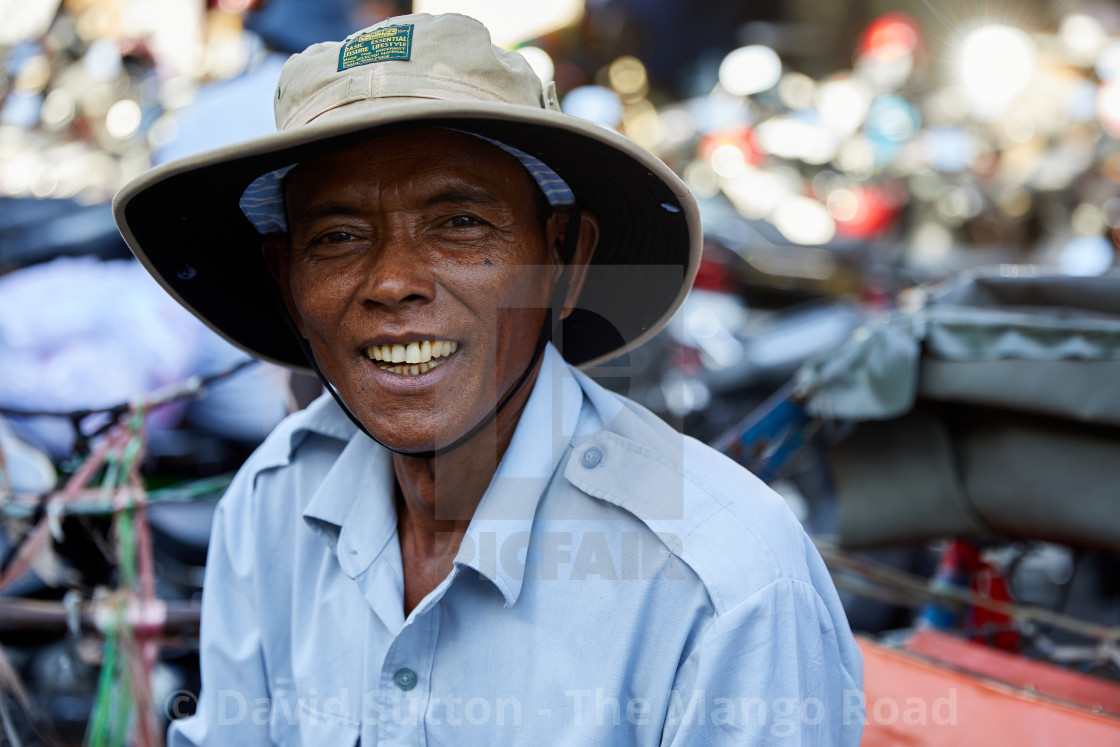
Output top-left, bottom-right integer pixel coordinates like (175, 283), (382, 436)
(2, 0), (1119, 447)
(1, 1), (1120, 744)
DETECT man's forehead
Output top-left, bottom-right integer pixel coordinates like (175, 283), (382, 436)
(306, 127), (510, 164)
(284, 175), (512, 225)
(288, 129), (528, 189)
(283, 135), (530, 215)
(242, 127), (575, 235)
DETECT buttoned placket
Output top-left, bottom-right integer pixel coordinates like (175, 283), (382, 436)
(314, 348), (582, 744)
(359, 565), (463, 745)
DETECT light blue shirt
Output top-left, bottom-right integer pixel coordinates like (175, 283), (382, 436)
(169, 345), (863, 745)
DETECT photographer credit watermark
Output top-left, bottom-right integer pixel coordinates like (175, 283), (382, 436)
(163, 686), (957, 735)
(568, 687), (956, 735)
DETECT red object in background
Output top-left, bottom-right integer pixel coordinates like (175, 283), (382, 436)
(920, 540), (1020, 651)
(692, 255), (731, 292)
(699, 126), (763, 167)
(942, 540), (983, 576)
(668, 343), (703, 378)
(832, 185), (900, 239)
(968, 563), (1021, 651)
(859, 12), (922, 62)
(858, 281), (892, 311)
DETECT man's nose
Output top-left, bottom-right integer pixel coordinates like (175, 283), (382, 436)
(358, 229), (436, 309)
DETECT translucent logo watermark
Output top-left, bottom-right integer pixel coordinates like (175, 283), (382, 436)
(449, 529), (686, 582)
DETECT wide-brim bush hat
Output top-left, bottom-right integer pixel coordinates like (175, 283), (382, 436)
(113, 12), (701, 371)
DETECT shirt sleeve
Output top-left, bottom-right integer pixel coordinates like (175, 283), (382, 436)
(659, 575), (864, 746)
(168, 475), (273, 746)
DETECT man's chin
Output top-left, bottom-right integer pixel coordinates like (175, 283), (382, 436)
(350, 383), (510, 457)
(364, 417), (495, 458)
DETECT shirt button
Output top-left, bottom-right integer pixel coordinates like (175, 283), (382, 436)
(581, 446), (603, 468)
(393, 668), (417, 691)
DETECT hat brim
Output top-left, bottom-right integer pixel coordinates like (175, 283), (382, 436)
(113, 100), (701, 371)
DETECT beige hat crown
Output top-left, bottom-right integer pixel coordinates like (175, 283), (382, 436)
(113, 12), (701, 370)
(274, 13), (560, 132)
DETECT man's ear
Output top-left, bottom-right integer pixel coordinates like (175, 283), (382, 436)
(260, 234), (306, 337)
(547, 209), (600, 320)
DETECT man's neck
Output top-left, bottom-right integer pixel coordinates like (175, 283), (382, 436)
(391, 356), (543, 615)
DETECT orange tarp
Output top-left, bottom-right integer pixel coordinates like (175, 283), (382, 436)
(859, 633), (1120, 746)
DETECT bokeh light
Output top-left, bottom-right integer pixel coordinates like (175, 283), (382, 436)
(1098, 42), (1120, 82)
(1098, 81), (1120, 136)
(778, 72), (816, 110)
(1059, 235), (1114, 276)
(517, 47), (555, 85)
(957, 25), (1036, 117)
(818, 76), (872, 136)
(859, 13), (921, 63)
(105, 99), (142, 140)
(608, 56), (649, 100)
(719, 46), (782, 97)
(1059, 14), (1107, 66)
(771, 196), (837, 245)
(561, 85), (623, 128)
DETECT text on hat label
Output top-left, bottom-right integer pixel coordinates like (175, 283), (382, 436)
(337, 24), (414, 72)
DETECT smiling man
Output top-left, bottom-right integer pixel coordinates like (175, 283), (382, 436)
(115, 13), (862, 746)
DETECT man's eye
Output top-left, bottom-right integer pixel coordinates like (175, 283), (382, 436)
(320, 231), (355, 243)
(445, 215), (483, 228)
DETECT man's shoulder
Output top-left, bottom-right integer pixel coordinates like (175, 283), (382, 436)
(569, 373), (816, 614)
(237, 391), (356, 476)
(215, 392), (356, 523)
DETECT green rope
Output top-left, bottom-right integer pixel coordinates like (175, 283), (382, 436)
(109, 651), (132, 746)
(87, 621), (118, 747)
(121, 438), (142, 478)
(116, 509), (136, 591)
(86, 403), (149, 747)
(86, 627), (133, 747)
(127, 401), (145, 433)
(98, 452), (120, 505)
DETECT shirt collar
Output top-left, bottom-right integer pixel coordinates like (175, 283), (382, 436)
(251, 387), (358, 475)
(300, 344), (584, 605)
(452, 344), (583, 606)
(301, 423), (397, 579)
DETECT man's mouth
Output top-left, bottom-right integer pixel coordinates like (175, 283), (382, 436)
(366, 340), (459, 375)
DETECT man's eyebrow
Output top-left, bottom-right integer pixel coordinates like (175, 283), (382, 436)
(290, 184), (504, 225)
(290, 204), (365, 224)
(421, 183), (502, 208)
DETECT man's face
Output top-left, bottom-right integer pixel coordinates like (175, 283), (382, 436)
(272, 128), (563, 452)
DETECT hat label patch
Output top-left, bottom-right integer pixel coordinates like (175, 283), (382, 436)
(337, 24), (414, 71)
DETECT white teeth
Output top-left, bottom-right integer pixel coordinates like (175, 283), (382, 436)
(365, 339), (459, 375)
(366, 339), (459, 366)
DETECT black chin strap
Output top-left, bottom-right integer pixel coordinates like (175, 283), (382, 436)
(273, 207), (582, 460)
